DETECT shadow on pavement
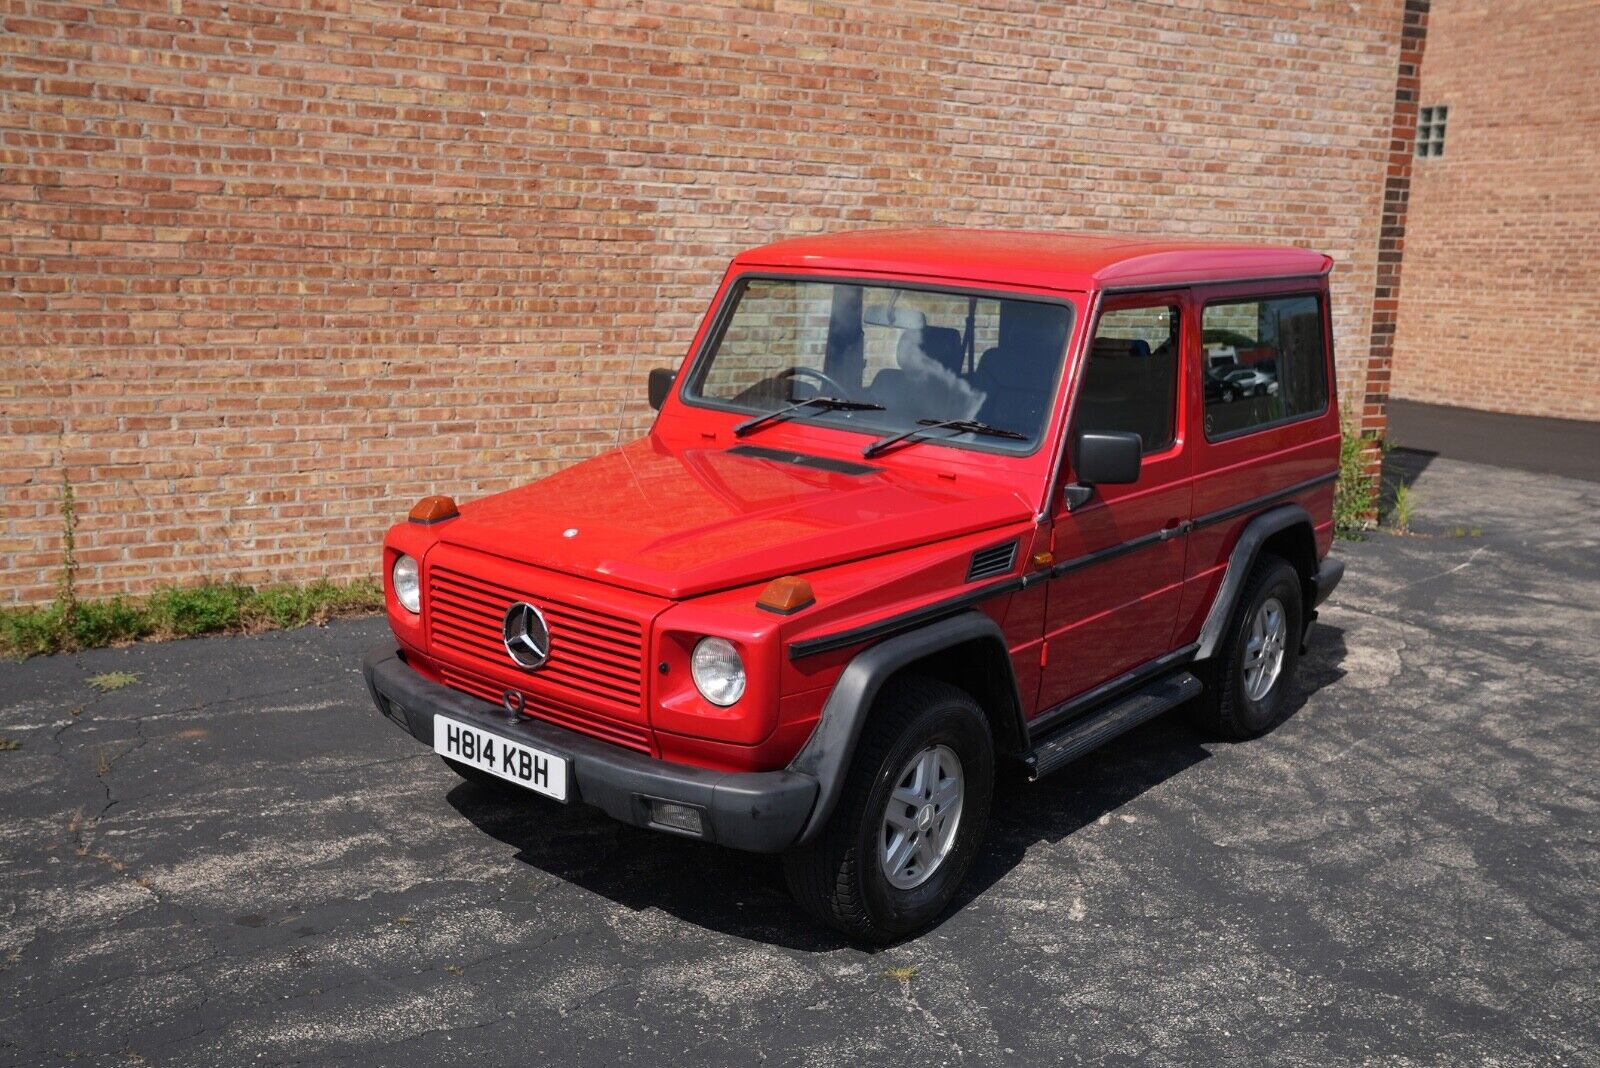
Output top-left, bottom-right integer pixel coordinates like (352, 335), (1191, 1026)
(453, 622), (1348, 951)
(1380, 446), (1437, 517)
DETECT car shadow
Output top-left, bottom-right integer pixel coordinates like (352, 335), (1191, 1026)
(451, 622), (1348, 952)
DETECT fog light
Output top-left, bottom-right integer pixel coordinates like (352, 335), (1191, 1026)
(647, 799), (705, 836)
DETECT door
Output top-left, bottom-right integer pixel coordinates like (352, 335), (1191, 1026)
(1036, 292), (1195, 714)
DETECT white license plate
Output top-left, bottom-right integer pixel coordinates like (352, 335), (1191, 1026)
(433, 715), (569, 801)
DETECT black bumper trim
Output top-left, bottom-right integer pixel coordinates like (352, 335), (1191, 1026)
(361, 646), (818, 853)
(1312, 556), (1344, 607)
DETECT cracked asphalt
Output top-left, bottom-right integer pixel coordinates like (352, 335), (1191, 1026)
(2, 455), (1596, 1067)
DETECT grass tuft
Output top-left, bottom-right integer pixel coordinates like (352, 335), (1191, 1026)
(87, 671), (141, 693)
(1, 578), (383, 659)
(1388, 480), (1416, 533)
(0, 736), (21, 752)
(1334, 410), (1382, 540)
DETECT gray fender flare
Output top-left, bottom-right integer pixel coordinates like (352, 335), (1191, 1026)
(1194, 503), (1315, 660)
(786, 611), (1024, 846)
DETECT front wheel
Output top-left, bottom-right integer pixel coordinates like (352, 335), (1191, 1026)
(782, 677), (994, 944)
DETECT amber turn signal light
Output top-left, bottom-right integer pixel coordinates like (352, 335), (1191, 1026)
(408, 494), (459, 525)
(756, 575), (815, 615)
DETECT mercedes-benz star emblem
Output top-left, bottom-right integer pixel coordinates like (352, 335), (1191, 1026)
(501, 601), (551, 670)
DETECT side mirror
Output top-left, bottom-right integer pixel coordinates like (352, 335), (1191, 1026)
(647, 367), (677, 411)
(1066, 430), (1142, 510)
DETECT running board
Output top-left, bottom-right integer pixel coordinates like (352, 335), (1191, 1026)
(1024, 671), (1203, 781)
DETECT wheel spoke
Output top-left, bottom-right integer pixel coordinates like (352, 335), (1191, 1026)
(931, 778), (960, 812)
(891, 786), (923, 810)
(885, 830), (916, 876)
(918, 750), (939, 797)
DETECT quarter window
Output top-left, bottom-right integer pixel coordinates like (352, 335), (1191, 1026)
(1201, 295), (1328, 440)
(1076, 304), (1179, 455)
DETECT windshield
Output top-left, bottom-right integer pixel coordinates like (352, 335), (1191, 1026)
(685, 278), (1074, 454)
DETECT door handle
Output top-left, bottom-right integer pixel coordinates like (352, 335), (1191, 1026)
(1159, 518), (1193, 540)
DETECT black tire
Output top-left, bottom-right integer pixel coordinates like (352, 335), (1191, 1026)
(1191, 553), (1304, 740)
(781, 677), (994, 944)
(440, 756), (526, 798)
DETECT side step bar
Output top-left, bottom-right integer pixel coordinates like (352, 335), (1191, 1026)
(1024, 671), (1204, 781)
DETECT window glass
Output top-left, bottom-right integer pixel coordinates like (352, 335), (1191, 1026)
(1075, 304), (1179, 455)
(1201, 295), (1328, 439)
(688, 278), (1072, 453)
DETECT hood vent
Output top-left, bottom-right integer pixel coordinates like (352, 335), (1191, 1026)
(966, 540), (1018, 582)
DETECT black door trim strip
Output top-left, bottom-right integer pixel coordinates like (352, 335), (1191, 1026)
(787, 576), (1026, 661)
(1190, 471), (1337, 530)
(786, 469), (1337, 661)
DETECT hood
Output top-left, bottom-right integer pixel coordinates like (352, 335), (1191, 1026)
(433, 436), (1032, 599)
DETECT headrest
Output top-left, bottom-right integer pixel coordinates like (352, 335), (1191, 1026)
(863, 304), (927, 330)
(898, 325), (965, 373)
(998, 300), (1068, 350)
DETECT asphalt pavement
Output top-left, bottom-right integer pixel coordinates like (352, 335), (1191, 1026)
(1, 455), (1596, 1066)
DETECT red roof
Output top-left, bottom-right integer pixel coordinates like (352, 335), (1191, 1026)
(733, 228), (1332, 293)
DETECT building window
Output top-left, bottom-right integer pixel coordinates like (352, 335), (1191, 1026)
(1417, 105), (1448, 157)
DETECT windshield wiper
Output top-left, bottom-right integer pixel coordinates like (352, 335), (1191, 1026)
(733, 396), (885, 438)
(862, 418), (1027, 458)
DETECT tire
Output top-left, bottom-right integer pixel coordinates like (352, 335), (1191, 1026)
(440, 756), (527, 798)
(1191, 552), (1304, 740)
(781, 677), (994, 944)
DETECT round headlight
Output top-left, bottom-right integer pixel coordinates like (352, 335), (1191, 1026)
(392, 554), (420, 614)
(690, 637), (746, 707)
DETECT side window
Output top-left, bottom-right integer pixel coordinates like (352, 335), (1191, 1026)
(1202, 295), (1328, 439)
(1076, 304), (1179, 455)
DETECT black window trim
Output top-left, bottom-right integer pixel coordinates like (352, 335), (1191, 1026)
(1197, 289), (1332, 445)
(674, 271), (1080, 461)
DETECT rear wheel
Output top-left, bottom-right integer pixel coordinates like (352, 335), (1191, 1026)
(1191, 553), (1304, 740)
(782, 677), (994, 944)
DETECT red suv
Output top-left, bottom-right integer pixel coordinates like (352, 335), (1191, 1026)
(362, 230), (1344, 942)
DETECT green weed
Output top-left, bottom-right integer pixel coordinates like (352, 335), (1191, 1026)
(2, 579), (383, 659)
(87, 671), (140, 692)
(1334, 410), (1381, 539)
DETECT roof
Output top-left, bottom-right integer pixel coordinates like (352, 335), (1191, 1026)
(731, 228), (1333, 293)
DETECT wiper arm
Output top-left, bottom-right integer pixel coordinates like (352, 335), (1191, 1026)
(862, 418), (1027, 458)
(733, 396), (885, 438)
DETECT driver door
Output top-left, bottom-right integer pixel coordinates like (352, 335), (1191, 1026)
(1036, 292), (1194, 712)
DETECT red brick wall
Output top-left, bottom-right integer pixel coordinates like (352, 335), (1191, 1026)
(1391, 0), (1600, 421)
(2, 0), (1409, 606)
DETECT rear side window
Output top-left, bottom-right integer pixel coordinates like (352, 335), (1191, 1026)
(1076, 304), (1179, 454)
(1201, 295), (1328, 440)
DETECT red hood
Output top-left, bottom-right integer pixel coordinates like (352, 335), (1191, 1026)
(433, 436), (1032, 599)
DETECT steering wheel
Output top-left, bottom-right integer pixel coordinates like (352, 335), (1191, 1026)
(776, 365), (857, 402)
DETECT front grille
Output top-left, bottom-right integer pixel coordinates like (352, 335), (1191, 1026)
(438, 666), (652, 754)
(426, 565), (651, 752)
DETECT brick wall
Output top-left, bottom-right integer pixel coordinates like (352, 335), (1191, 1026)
(2, 0), (1409, 606)
(1391, 0), (1600, 420)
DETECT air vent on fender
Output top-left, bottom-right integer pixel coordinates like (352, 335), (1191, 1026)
(966, 540), (1019, 582)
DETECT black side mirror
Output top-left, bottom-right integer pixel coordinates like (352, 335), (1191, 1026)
(647, 367), (677, 411)
(1066, 430), (1142, 510)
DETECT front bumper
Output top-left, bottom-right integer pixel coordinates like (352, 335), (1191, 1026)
(361, 646), (818, 853)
